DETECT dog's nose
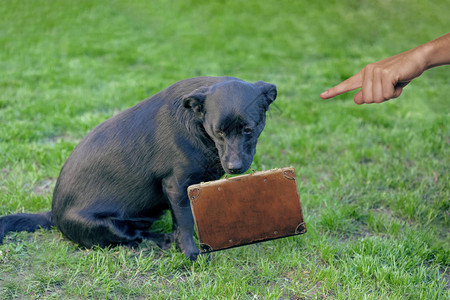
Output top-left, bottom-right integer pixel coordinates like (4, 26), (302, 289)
(227, 161), (243, 174)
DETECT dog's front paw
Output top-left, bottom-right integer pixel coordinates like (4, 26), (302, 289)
(178, 239), (200, 261)
(184, 248), (200, 261)
(174, 228), (199, 261)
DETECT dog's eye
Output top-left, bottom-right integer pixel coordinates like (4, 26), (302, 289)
(243, 127), (253, 135)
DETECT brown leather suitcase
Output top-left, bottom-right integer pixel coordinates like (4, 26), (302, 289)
(188, 167), (306, 253)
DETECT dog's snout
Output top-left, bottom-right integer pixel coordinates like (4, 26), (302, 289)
(227, 160), (243, 174)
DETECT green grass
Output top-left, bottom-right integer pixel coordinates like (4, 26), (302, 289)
(0, 0), (449, 298)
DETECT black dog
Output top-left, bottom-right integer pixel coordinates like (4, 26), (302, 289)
(0, 77), (276, 260)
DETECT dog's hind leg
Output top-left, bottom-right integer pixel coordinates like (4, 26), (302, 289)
(57, 209), (173, 250)
(111, 217), (174, 249)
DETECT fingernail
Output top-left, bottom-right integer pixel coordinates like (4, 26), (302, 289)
(320, 90), (328, 98)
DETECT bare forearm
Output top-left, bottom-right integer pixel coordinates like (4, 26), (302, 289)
(418, 33), (450, 70)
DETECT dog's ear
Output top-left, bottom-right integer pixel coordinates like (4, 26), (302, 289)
(255, 81), (277, 110)
(182, 87), (209, 113)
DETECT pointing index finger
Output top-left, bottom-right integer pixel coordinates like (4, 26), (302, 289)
(320, 72), (363, 99)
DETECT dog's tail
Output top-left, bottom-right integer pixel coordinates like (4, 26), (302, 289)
(0, 211), (53, 244)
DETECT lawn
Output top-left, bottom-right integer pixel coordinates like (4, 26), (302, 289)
(0, 0), (449, 299)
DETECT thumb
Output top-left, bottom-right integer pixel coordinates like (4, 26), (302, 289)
(353, 90), (364, 105)
(393, 86), (403, 99)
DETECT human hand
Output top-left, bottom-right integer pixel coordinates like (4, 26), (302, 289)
(320, 33), (450, 104)
(320, 49), (426, 104)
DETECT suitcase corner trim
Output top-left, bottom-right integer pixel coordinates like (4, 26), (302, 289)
(295, 222), (307, 234)
(199, 243), (213, 253)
